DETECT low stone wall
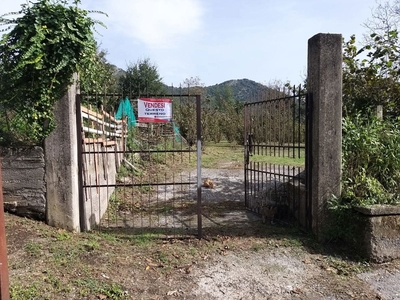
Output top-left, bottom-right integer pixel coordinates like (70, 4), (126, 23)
(1, 146), (46, 220)
(1, 142), (123, 230)
(353, 205), (400, 263)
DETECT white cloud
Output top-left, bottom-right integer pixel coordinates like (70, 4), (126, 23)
(100, 0), (204, 49)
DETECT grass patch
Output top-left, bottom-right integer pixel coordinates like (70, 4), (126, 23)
(200, 141), (243, 168)
(74, 278), (128, 299)
(10, 282), (41, 300)
(24, 242), (42, 257)
(131, 232), (158, 247)
(250, 154), (304, 167)
(325, 256), (371, 276)
(251, 243), (263, 252)
(54, 230), (71, 241)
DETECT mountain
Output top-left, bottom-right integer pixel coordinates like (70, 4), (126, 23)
(164, 78), (271, 102)
(205, 79), (271, 102)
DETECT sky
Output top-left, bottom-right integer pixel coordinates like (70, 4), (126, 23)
(1, 0), (381, 87)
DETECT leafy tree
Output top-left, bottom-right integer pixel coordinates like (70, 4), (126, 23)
(364, 0), (400, 39)
(0, 0), (104, 145)
(342, 31), (400, 118)
(118, 58), (166, 97)
(182, 76), (205, 94)
(173, 77), (204, 146)
(80, 48), (120, 94)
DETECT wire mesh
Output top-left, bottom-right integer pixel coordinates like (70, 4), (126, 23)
(77, 91), (200, 238)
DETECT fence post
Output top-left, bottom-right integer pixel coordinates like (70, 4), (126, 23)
(0, 162), (10, 300)
(307, 33), (343, 239)
(44, 73), (80, 232)
(376, 105), (383, 119)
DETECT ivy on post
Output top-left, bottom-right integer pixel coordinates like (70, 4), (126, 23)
(0, 0), (106, 146)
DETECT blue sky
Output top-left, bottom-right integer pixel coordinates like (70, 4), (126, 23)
(2, 0), (380, 86)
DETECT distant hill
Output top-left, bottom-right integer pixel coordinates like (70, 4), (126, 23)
(164, 78), (271, 102)
(206, 79), (271, 102)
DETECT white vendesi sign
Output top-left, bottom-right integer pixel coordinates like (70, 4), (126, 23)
(137, 98), (172, 123)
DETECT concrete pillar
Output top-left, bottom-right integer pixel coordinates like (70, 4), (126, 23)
(45, 73), (80, 231)
(307, 33), (342, 239)
(0, 165), (10, 299)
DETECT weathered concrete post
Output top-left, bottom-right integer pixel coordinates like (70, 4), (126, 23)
(307, 33), (342, 239)
(0, 165), (10, 299)
(45, 73), (80, 232)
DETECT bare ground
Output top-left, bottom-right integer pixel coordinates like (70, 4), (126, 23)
(5, 161), (400, 299)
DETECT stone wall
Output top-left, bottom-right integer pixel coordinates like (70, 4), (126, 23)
(353, 205), (400, 263)
(0, 142), (123, 230)
(1, 146), (46, 220)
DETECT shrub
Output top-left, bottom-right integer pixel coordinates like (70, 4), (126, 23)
(341, 113), (400, 206)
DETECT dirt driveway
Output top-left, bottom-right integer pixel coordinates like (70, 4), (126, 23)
(186, 166), (400, 300)
(5, 163), (400, 299)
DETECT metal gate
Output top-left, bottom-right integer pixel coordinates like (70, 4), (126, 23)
(244, 86), (312, 230)
(76, 93), (202, 238)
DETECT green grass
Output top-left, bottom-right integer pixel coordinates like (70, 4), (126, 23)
(250, 154), (305, 167)
(199, 141), (305, 168)
(55, 230), (71, 241)
(131, 232), (158, 247)
(73, 278), (128, 299)
(200, 141), (243, 168)
(24, 242), (42, 257)
(10, 282), (41, 300)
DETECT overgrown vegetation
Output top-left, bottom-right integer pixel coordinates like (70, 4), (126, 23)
(342, 31), (400, 119)
(337, 0), (400, 206)
(0, 0), (104, 145)
(327, 113), (400, 242)
(342, 114), (400, 206)
(328, 1), (400, 242)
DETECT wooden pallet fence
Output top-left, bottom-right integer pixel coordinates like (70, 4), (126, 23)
(81, 106), (126, 146)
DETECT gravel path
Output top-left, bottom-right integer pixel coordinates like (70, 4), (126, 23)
(181, 166), (400, 299)
(111, 164), (400, 299)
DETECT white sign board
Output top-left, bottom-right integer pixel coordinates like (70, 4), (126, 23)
(137, 98), (172, 123)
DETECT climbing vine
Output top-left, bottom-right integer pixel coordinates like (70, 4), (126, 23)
(0, 0), (105, 145)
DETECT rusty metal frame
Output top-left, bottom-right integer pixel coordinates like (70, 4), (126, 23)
(76, 92), (202, 237)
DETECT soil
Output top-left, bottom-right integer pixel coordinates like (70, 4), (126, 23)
(5, 161), (400, 299)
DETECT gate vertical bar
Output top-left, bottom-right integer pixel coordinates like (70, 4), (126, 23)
(196, 95), (202, 239)
(0, 163), (10, 300)
(76, 94), (86, 232)
(244, 103), (250, 208)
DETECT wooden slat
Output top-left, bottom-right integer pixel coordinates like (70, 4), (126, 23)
(81, 106), (103, 120)
(81, 112), (124, 130)
(83, 137), (105, 144)
(102, 110), (123, 123)
(82, 126), (123, 138)
(102, 140), (117, 146)
(82, 106), (125, 125)
(83, 138), (117, 147)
